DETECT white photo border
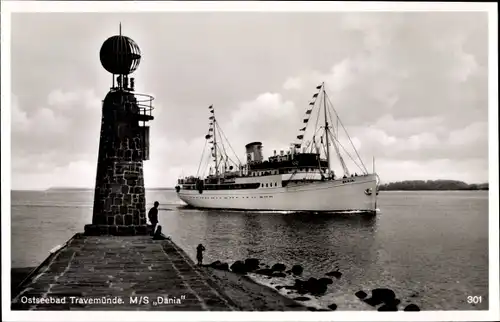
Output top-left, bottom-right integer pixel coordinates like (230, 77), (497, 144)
(1, 1), (498, 322)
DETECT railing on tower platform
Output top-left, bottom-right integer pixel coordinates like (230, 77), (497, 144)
(134, 92), (155, 123)
(133, 93), (154, 161)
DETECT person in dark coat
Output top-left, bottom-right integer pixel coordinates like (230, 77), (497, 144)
(196, 244), (206, 266)
(148, 201), (159, 235)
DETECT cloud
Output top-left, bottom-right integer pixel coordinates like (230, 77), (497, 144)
(12, 94), (72, 135)
(370, 114), (446, 138)
(12, 88), (102, 174)
(11, 95), (30, 132)
(282, 13), (487, 130)
(229, 93), (298, 137)
(344, 119), (488, 164)
(283, 77), (303, 91)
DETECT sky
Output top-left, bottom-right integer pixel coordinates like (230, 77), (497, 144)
(10, 11), (490, 190)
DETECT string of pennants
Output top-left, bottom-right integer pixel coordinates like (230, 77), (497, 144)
(206, 105), (231, 169)
(205, 105), (214, 141)
(205, 105), (217, 160)
(294, 83), (323, 149)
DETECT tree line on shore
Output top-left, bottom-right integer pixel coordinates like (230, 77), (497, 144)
(378, 180), (489, 191)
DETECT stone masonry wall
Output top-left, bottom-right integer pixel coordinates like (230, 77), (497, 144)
(85, 90), (148, 236)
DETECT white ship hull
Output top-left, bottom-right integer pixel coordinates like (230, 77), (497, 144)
(177, 173), (377, 213)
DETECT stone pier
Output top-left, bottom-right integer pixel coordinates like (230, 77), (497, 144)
(11, 234), (236, 310)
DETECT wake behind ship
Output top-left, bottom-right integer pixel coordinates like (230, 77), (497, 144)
(175, 83), (379, 214)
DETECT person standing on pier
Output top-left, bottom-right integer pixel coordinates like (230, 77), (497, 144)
(148, 201), (160, 235)
(196, 244), (206, 266)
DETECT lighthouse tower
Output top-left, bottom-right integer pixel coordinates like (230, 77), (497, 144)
(84, 25), (155, 236)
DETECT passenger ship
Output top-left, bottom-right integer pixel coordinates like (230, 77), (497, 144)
(175, 83), (379, 214)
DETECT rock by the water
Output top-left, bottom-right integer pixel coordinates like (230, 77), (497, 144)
(291, 264), (304, 276)
(271, 263), (286, 272)
(307, 278), (328, 296)
(209, 260), (222, 267)
(364, 288), (396, 307)
(216, 262), (229, 271)
(255, 268), (274, 277)
(293, 296), (311, 301)
(293, 277), (328, 296)
(272, 272), (287, 278)
(355, 290), (368, 299)
(306, 306), (318, 311)
(328, 303), (338, 311)
(364, 297), (384, 306)
(318, 277), (333, 285)
(372, 288), (396, 302)
(325, 270), (342, 279)
(230, 260), (247, 274)
(208, 260), (229, 271)
(309, 284), (328, 295)
(387, 298), (401, 306)
(404, 304), (420, 311)
(244, 258), (260, 271)
(275, 285), (283, 290)
(378, 304), (398, 311)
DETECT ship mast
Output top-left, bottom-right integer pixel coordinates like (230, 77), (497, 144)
(323, 85), (350, 177)
(322, 83), (331, 173)
(292, 82), (368, 179)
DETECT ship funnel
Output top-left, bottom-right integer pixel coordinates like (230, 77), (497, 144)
(245, 142), (263, 163)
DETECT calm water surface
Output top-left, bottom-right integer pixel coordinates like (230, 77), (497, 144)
(11, 190), (489, 310)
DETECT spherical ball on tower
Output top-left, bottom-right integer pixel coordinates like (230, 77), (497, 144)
(99, 35), (141, 75)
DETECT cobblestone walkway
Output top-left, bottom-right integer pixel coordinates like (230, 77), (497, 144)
(11, 234), (235, 311)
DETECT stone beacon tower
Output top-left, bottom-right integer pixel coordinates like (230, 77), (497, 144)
(84, 25), (154, 236)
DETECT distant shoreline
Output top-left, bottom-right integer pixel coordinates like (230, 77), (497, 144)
(378, 180), (488, 191)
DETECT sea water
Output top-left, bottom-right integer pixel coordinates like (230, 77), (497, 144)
(11, 190), (489, 310)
